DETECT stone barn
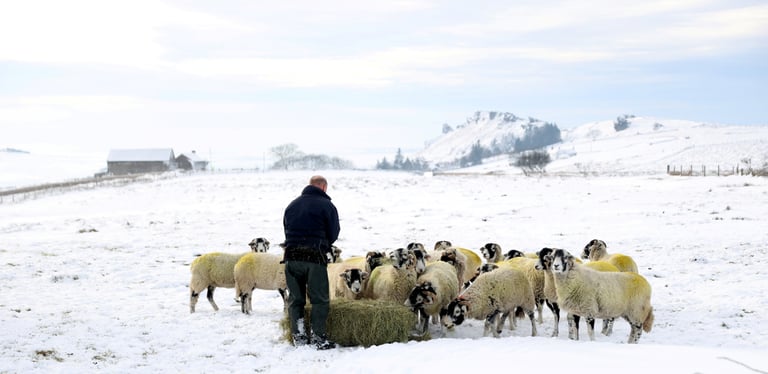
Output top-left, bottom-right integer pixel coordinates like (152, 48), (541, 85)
(107, 148), (177, 175)
(176, 151), (209, 171)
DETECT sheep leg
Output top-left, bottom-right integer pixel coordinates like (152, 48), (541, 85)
(546, 300), (560, 337)
(278, 288), (289, 312)
(484, 310), (501, 337)
(601, 318), (614, 336)
(190, 289), (200, 313)
(499, 311), (511, 335)
(567, 313), (580, 340)
(535, 297), (544, 324)
(628, 322), (643, 344)
(586, 317), (596, 341)
(206, 285), (219, 312)
(525, 309), (538, 337)
(239, 291), (250, 314)
(507, 308), (518, 330)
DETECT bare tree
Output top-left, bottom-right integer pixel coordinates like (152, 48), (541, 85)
(270, 143), (302, 170)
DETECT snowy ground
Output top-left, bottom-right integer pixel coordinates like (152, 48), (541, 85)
(1, 170), (767, 373)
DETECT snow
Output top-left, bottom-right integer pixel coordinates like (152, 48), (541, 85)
(2, 169), (767, 373)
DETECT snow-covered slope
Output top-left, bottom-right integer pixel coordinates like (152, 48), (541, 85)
(416, 111), (558, 165)
(419, 114), (768, 175)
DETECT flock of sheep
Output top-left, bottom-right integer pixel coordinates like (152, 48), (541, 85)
(189, 237), (654, 344)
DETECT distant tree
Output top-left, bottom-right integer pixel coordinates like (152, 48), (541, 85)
(375, 149), (429, 171)
(515, 150), (551, 175)
(460, 141), (488, 167)
(376, 157), (392, 170)
(514, 122), (562, 152)
(270, 144), (352, 170)
(614, 115), (631, 131)
(271, 143), (302, 169)
(442, 123), (453, 134)
(394, 148), (404, 169)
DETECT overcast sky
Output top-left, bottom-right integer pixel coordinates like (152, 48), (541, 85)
(1, 0), (766, 168)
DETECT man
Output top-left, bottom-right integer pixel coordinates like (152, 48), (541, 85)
(282, 175), (340, 350)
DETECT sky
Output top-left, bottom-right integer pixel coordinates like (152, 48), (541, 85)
(1, 169), (767, 373)
(1, 0), (767, 168)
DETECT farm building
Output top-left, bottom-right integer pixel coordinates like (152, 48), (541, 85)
(175, 151), (209, 171)
(107, 148), (177, 175)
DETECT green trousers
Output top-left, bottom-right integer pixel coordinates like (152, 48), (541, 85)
(284, 260), (330, 337)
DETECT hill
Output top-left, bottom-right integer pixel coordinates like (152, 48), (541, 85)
(416, 113), (768, 175)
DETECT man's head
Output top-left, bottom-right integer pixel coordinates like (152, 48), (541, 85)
(309, 175), (328, 192)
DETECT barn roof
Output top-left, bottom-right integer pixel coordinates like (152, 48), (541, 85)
(177, 151), (205, 162)
(107, 148), (175, 162)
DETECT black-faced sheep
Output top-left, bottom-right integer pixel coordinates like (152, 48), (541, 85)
(404, 261), (460, 335)
(440, 267), (538, 338)
(233, 252), (288, 314)
(362, 249), (418, 304)
(189, 237), (270, 313)
(549, 248), (654, 344)
(480, 244), (547, 325)
(581, 239), (638, 273)
(327, 262), (369, 301)
(536, 247), (622, 339)
(430, 241), (483, 288)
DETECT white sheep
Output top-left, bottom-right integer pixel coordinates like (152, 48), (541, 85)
(484, 247), (548, 325)
(535, 247), (620, 338)
(327, 262), (369, 300)
(362, 249), (418, 304)
(404, 261), (460, 335)
(233, 252), (288, 314)
(580, 239), (638, 273)
(406, 242), (429, 275)
(430, 241), (482, 288)
(440, 267), (538, 338)
(549, 248), (654, 344)
(189, 237), (270, 313)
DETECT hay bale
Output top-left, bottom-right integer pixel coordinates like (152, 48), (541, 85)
(280, 299), (424, 347)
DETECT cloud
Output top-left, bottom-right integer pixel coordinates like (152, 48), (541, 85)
(0, 0), (250, 67)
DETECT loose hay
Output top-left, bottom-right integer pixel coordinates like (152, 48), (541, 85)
(280, 298), (423, 347)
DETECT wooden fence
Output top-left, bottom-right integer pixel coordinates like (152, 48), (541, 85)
(667, 165), (768, 177)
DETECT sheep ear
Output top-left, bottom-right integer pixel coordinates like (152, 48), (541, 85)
(565, 254), (575, 270)
(360, 271), (369, 281)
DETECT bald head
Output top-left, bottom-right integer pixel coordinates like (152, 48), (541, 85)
(309, 175), (328, 192)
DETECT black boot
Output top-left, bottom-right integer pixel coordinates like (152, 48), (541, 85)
(311, 334), (336, 350)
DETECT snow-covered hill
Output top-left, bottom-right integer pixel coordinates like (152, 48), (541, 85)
(416, 111), (560, 165)
(417, 113), (768, 175)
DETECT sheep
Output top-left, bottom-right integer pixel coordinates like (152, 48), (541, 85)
(406, 242), (429, 275)
(189, 237), (270, 313)
(549, 248), (654, 344)
(430, 240), (483, 287)
(440, 267), (538, 338)
(535, 247), (620, 338)
(327, 264), (369, 301)
(479, 243), (547, 325)
(248, 237), (271, 252)
(480, 243), (535, 263)
(233, 252), (288, 314)
(581, 239), (638, 273)
(327, 255), (371, 300)
(404, 261), (460, 335)
(362, 249), (418, 304)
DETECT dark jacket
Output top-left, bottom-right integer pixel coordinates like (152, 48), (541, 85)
(283, 185), (340, 260)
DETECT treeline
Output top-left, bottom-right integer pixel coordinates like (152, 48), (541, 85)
(270, 144), (353, 170)
(375, 148), (429, 171)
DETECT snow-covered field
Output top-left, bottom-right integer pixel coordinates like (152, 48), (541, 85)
(1, 170), (767, 373)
